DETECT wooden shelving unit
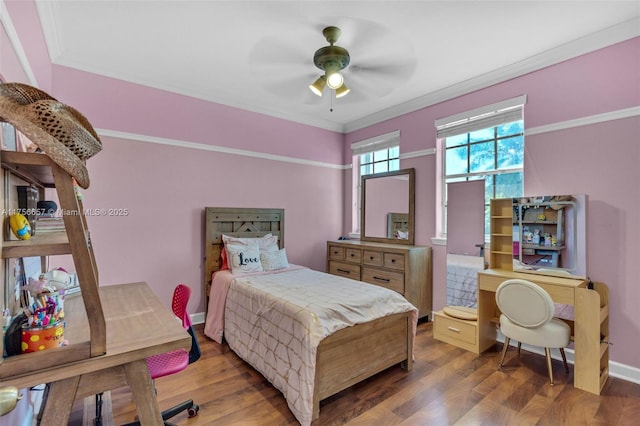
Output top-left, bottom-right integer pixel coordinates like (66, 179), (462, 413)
(489, 198), (514, 270)
(1, 150), (105, 378)
(575, 282), (610, 394)
(484, 197), (609, 395)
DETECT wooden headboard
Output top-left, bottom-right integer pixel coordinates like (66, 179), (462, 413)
(387, 212), (409, 238)
(203, 207), (284, 300)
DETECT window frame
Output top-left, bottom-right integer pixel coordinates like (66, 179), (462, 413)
(436, 96), (526, 240)
(351, 131), (401, 235)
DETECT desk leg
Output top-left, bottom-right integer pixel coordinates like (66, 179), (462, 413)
(124, 358), (164, 425)
(39, 376), (80, 426)
(477, 289), (498, 353)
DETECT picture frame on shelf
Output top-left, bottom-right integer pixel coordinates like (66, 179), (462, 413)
(1, 121), (17, 151)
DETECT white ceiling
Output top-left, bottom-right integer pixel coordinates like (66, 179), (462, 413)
(35, 1), (639, 133)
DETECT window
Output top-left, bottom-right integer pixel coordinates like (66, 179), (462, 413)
(437, 96), (526, 237)
(359, 145), (400, 176)
(351, 131), (400, 234)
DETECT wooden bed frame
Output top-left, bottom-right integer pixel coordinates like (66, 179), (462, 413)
(203, 207), (414, 421)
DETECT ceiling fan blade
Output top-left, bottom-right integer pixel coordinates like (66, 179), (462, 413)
(348, 60), (417, 81)
(249, 37), (311, 68)
(343, 71), (396, 99)
(258, 72), (324, 105)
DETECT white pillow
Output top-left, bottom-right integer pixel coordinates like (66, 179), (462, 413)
(260, 248), (289, 271)
(222, 233), (279, 252)
(225, 240), (263, 274)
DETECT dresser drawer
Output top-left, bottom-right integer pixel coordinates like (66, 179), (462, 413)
(328, 245), (344, 261)
(345, 248), (362, 264)
(329, 261), (361, 280)
(433, 311), (477, 346)
(383, 252), (405, 270)
(361, 267), (404, 294)
(363, 250), (382, 266)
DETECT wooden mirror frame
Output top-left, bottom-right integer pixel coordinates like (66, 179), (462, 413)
(361, 168), (415, 245)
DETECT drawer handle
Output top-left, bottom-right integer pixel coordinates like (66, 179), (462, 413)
(373, 276), (390, 283)
(350, 253), (355, 257)
(447, 326), (461, 333)
(369, 256), (374, 260)
(391, 259), (396, 263)
(337, 269), (351, 274)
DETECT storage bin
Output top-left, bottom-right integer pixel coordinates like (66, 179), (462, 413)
(21, 321), (65, 353)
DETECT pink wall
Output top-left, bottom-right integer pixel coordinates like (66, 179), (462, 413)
(80, 136), (343, 311)
(524, 117), (640, 367)
(2, 0), (51, 90)
(0, 22), (28, 83)
(51, 66), (345, 165)
(3, 4), (639, 369)
(346, 38), (640, 368)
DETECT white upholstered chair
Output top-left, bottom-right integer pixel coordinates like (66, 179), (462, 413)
(495, 278), (571, 386)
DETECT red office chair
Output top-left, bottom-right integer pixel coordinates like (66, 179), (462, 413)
(98, 284), (201, 426)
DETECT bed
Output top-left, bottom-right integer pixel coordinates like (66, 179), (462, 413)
(202, 207), (417, 425)
(446, 253), (486, 308)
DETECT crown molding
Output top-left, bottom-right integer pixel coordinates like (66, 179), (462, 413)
(96, 128), (348, 170)
(29, 2), (640, 135)
(344, 17), (640, 133)
(526, 106), (640, 136)
(0, 0), (38, 85)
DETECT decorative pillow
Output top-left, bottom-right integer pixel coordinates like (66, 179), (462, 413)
(225, 240), (263, 274)
(260, 248), (289, 271)
(220, 246), (229, 270)
(222, 233), (279, 252)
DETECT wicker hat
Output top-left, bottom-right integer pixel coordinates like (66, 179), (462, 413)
(0, 82), (102, 188)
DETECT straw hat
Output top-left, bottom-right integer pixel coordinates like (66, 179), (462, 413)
(0, 82), (102, 188)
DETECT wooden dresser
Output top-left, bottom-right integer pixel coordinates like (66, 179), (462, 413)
(326, 240), (432, 320)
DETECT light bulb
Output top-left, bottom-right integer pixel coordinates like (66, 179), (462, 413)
(326, 72), (344, 89)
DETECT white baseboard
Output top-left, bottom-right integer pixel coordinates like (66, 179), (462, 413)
(192, 312), (205, 326)
(497, 334), (640, 386)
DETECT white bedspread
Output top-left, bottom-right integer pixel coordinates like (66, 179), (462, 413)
(446, 254), (485, 308)
(204, 265), (417, 425)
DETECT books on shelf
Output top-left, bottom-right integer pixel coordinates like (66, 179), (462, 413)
(35, 214), (65, 233)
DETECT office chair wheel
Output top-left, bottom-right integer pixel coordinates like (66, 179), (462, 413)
(188, 404), (199, 417)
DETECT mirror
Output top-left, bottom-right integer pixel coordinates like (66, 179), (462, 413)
(446, 181), (486, 307)
(511, 194), (587, 277)
(361, 168), (415, 245)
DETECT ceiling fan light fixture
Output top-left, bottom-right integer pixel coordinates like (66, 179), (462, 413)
(335, 83), (350, 98)
(326, 71), (344, 89)
(309, 76), (326, 96)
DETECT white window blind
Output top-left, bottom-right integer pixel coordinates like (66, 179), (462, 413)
(435, 95), (527, 139)
(351, 130), (400, 155)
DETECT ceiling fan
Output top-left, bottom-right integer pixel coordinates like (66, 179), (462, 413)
(248, 18), (417, 105)
(308, 26), (351, 98)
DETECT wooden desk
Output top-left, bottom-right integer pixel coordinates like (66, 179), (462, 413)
(0, 282), (191, 425)
(477, 269), (609, 395)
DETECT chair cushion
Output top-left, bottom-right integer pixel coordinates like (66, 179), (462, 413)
(146, 349), (189, 380)
(500, 314), (571, 348)
(496, 279), (555, 327)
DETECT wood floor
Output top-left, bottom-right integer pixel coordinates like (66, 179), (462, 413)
(70, 321), (640, 425)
